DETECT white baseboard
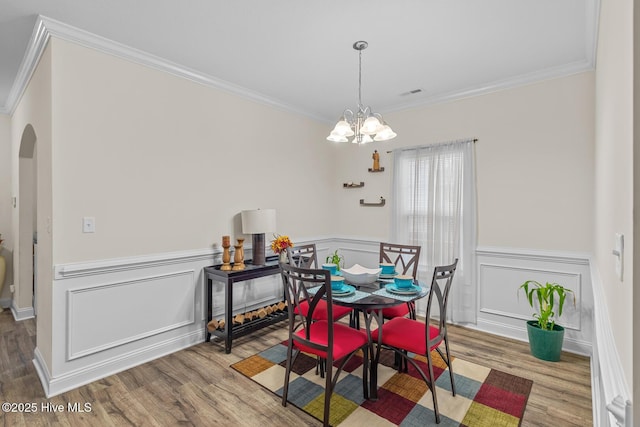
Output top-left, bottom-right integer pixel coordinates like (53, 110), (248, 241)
(11, 301), (35, 321)
(34, 330), (202, 398)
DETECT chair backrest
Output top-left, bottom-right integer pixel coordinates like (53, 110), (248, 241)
(286, 243), (318, 268)
(424, 259), (458, 348)
(280, 262), (334, 354)
(379, 242), (421, 278)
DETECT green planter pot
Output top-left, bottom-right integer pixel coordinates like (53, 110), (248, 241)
(526, 320), (565, 362)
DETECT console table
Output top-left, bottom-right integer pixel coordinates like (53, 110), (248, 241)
(204, 256), (286, 353)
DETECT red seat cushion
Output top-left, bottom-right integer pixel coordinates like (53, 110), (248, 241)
(381, 303), (410, 319)
(294, 320), (368, 360)
(294, 300), (353, 321)
(372, 317), (443, 355)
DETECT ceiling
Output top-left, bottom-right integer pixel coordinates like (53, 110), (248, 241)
(0, 1), (598, 121)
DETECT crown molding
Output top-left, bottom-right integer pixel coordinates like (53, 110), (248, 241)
(2, 9), (600, 120)
(2, 15), (326, 121)
(1, 17), (51, 115)
(383, 59), (595, 115)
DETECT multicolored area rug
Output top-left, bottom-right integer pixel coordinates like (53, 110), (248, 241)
(231, 341), (533, 426)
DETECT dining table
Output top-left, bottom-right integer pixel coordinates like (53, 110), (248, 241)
(309, 275), (429, 400)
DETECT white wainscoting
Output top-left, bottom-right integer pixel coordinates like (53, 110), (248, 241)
(37, 240), (601, 400)
(41, 244), (288, 397)
(474, 247), (593, 356)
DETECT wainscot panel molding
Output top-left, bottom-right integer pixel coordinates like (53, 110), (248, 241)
(589, 261), (632, 427)
(42, 242), (317, 397)
(66, 270), (196, 360)
(37, 240), (606, 401)
(44, 248), (220, 397)
(474, 247), (593, 356)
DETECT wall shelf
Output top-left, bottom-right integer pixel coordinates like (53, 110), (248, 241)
(343, 182), (365, 188)
(360, 197), (386, 207)
(368, 167), (384, 172)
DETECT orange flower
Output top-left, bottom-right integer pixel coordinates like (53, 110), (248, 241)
(270, 234), (293, 254)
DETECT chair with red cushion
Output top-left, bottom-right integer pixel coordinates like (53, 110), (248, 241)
(371, 259), (458, 424)
(285, 244), (353, 378)
(379, 242), (421, 320)
(285, 244), (353, 322)
(280, 263), (369, 427)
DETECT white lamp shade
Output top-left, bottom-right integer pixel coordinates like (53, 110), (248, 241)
(374, 125), (397, 141)
(327, 133), (349, 142)
(351, 135), (373, 144)
(241, 209), (276, 234)
(333, 120), (354, 136)
(360, 116), (383, 135)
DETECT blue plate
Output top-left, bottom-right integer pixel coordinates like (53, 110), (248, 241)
(335, 271), (343, 276)
(379, 272), (398, 279)
(385, 283), (421, 295)
(332, 284), (355, 296)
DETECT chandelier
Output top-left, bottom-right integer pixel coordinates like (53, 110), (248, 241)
(327, 41), (396, 144)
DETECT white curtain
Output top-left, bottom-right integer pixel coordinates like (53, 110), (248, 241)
(391, 139), (477, 323)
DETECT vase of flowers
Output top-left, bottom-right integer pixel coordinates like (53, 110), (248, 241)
(271, 234), (293, 263)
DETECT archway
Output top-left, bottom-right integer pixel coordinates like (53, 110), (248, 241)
(17, 124), (37, 316)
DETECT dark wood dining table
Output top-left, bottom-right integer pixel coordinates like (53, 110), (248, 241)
(327, 277), (429, 400)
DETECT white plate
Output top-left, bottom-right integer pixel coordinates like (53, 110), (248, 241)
(385, 283), (421, 295)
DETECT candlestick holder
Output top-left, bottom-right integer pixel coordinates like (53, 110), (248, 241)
(220, 235), (232, 271)
(232, 238), (245, 270)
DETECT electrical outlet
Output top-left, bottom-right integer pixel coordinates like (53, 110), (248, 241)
(10, 285), (15, 293)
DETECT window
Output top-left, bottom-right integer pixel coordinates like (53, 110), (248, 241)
(392, 139), (477, 323)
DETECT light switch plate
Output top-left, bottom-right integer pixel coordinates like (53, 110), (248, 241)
(83, 217), (96, 233)
(614, 233), (624, 281)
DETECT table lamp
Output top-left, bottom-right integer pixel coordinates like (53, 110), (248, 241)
(241, 208), (276, 266)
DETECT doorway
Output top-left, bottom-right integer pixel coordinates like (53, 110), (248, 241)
(17, 124), (37, 316)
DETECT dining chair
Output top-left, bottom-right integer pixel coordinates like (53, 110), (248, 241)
(371, 259), (458, 424)
(379, 242), (422, 320)
(285, 244), (353, 378)
(285, 245), (353, 322)
(280, 263), (369, 427)
(285, 243), (318, 268)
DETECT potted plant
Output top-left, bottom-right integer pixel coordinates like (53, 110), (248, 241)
(518, 280), (575, 362)
(325, 250), (344, 271)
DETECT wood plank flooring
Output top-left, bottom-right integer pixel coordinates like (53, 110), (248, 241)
(0, 310), (592, 426)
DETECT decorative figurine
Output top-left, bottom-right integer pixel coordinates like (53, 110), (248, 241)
(232, 238), (245, 270)
(372, 150), (380, 171)
(220, 235), (232, 271)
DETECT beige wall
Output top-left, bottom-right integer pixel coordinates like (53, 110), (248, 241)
(11, 43), (54, 366)
(333, 72), (595, 253)
(0, 113), (11, 301)
(0, 114), (10, 240)
(595, 0), (635, 402)
(51, 39), (333, 264)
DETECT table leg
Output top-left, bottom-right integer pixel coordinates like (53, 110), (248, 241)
(364, 308), (384, 400)
(206, 275), (212, 342)
(224, 279), (233, 354)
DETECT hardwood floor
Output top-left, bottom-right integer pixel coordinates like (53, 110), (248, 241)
(0, 310), (592, 426)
